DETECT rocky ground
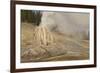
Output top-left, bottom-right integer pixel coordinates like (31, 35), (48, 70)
(21, 22), (89, 63)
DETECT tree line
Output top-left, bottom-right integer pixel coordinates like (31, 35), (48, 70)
(21, 10), (42, 26)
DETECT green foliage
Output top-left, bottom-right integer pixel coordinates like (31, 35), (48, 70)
(21, 10), (42, 26)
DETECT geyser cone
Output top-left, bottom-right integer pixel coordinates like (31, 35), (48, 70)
(33, 25), (55, 46)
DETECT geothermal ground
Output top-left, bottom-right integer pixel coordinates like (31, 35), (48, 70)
(21, 22), (89, 63)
